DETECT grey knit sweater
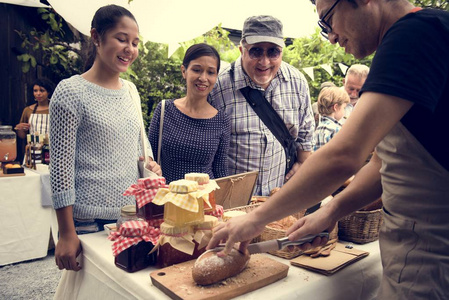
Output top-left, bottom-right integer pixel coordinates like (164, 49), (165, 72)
(50, 75), (150, 220)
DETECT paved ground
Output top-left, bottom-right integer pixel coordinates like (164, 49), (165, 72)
(0, 250), (61, 300)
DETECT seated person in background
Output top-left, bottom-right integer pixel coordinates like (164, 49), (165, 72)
(15, 78), (55, 139)
(313, 87), (349, 151)
(148, 43), (231, 183)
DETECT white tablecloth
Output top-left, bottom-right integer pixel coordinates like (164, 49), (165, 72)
(28, 164), (52, 207)
(0, 166), (57, 266)
(55, 232), (382, 300)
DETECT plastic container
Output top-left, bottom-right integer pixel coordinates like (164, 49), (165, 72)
(0, 126), (17, 162)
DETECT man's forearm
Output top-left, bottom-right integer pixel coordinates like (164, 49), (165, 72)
(327, 152), (383, 220)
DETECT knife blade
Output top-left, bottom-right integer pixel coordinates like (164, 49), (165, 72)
(246, 232), (329, 255)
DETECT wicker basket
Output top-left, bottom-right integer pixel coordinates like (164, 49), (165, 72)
(338, 208), (383, 244)
(261, 219), (338, 260)
(223, 203), (261, 214)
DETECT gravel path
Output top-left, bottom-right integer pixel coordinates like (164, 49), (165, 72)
(0, 250), (61, 300)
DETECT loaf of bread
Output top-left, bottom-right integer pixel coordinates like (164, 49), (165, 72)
(192, 248), (250, 285)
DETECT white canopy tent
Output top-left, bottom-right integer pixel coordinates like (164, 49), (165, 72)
(3, 0), (332, 74)
(5, 0), (319, 54)
(1, 0), (49, 8)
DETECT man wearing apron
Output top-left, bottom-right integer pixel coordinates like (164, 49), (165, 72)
(207, 1), (449, 299)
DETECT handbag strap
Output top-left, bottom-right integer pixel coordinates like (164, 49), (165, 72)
(157, 100), (165, 165)
(239, 86), (294, 149)
(126, 81), (149, 163)
(230, 62), (294, 151)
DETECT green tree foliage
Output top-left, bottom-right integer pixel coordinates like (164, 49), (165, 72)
(413, 0), (448, 10)
(15, 0), (447, 121)
(124, 41), (184, 127)
(282, 28), (373, 101)
(15, 8), (87, 82)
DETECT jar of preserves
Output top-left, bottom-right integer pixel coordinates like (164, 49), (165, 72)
(192, 215), (218, 258)
(0, 125), (17, 162)
(157, 222), (195, 268)
(135, 177), (166, 221)
(111, 220), (158, 273)
(184, 173), (218, 213)
(116, 205), (140, 229)
(159, 179), (205, 227)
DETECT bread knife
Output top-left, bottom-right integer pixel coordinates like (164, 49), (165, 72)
(246, 232), (329, 255)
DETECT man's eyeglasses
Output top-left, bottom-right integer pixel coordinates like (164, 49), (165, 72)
(318, 0), (342, 39)
(244, 46), (282, 60)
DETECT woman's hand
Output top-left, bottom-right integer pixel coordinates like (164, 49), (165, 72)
(14, 123), (30, 131)
(138, 156), (162, 176)
(147, 160), (162, 176)
(54, 232), (83, 271)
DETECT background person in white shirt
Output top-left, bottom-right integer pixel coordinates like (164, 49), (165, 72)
(340, 64), (369, 124)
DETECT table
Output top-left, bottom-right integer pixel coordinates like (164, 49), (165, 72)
(54, 232), (382, 300)
(0, 165), (57, 266)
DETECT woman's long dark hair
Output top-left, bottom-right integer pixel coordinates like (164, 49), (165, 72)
(83, 5), (138, 71)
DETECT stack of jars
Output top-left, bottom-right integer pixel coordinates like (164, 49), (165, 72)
(151, 173), (222, 268)
(110, 177), (166, 272)
(111, 173), (224, 272)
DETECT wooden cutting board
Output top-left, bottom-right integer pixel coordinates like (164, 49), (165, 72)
(150, 254), (289, 300)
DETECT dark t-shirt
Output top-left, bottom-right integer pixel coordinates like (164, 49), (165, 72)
(361, 9), (449, 171)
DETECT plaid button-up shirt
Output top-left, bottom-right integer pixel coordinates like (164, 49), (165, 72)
(209, 58), (315, 196)
(314, 115), (342, 151)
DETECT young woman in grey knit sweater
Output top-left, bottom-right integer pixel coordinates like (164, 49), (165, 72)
(50, 5), (161, 272)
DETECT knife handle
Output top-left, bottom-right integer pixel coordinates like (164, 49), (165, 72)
(277, 232), (329, 249)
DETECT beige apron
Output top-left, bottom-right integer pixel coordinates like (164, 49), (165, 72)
(376, 122), (449, 299)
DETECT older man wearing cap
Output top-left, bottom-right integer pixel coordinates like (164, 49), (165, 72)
(209, 15), (315, 196)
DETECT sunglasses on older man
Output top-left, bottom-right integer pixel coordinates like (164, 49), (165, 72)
(318, 0), (342, 39)
(244, 46), (282, 60)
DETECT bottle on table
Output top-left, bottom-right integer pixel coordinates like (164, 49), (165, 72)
(41, 134), (50, 165)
